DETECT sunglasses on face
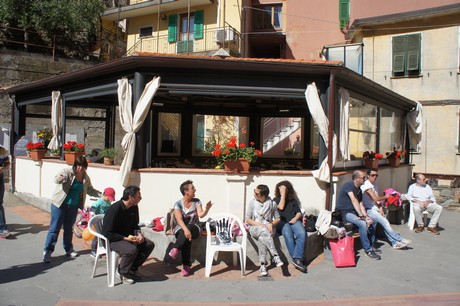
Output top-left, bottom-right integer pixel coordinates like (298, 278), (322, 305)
(370, 174), (379, 177)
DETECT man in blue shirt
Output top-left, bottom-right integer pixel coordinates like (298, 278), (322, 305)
(336, 170), (380, 260)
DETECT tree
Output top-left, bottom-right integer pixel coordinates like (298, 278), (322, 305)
(0, 0), (105, 57)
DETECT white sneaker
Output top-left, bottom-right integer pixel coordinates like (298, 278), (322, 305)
(273, 255), (283, 267)
(0, 229), (11, 238)
(260, 264), (268, 276)
(65, 250), (79, 258)
(402, 239), (412, 246)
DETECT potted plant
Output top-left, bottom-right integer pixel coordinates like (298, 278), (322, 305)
(99, 148), (118, 165)
(385, 147), (406, 167)
(212, 136), (262, 173)
(63, 141), (85, 165)
(362, 151), (383, 169)
(26, 141), (46, 161)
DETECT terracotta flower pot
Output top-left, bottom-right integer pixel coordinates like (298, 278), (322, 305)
(388, 158), (401, 167)
(64, 151), (84, 165)
(224, 158), (250, 173)
(364, 158), (379, 169)
(29, 149), (46, 161)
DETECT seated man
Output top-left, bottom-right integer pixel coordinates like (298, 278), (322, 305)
(405, 174), (443, 235)
(361, 169), (411, 249)
(102, 185), (155, 284)
(245, 184), (284, 276)
(336, 170), (380, 260)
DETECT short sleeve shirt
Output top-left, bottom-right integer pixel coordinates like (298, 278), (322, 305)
(361, 180), (378, 210)
(173, 198), (202, 234)
(336, 181), (362, 215)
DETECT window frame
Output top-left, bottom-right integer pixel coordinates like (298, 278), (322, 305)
(392, 33), (422, 77)
(252, 3), (283, 31)
(139, 26), (154, 38)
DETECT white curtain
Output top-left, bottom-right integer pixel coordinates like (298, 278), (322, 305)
(48, 91), (62, 150)
(118, 76), (161, 187)
(339, 87), (350, 161)
(305, 82), (337, 182)
(406, 101), (423, 150)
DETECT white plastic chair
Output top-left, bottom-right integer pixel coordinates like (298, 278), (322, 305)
(88, 214), (119, 287)
(205, 213), (247, 277)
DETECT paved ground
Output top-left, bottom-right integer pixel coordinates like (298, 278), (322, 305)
(1, 191), (459, 306)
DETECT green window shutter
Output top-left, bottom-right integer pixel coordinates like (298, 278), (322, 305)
(194, 10), (204, 39)
(339, 0), (350, 29)
(168, 14), (177, 43)
(392, 36), (406, 73)
(407, 34), (421, 71)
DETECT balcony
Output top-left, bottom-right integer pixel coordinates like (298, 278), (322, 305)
(126, 26), (240, 57)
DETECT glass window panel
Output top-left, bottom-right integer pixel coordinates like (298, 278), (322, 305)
(261, 117), (303, 158)
(349, 131), (376, 159)
(158, 112), (181, 156)
(192, 115), (249, 155)
(311, 121), (320, 159)
(379, 109), (404, 154)
(349, 98), (377, 132)
(180, 14), (194, 40)
(273, 6), (282, 28)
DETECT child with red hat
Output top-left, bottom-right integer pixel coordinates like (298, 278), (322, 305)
(90, 187), (116, 257)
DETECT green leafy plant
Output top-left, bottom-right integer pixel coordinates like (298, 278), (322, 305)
(99, 148), (118, 159)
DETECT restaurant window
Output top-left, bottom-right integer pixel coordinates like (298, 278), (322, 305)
(157, 112), (181, 156)
(192, 115), (250, 155)
(379, 109), (404, 155)
(348, 98), (377, 159)
(392, 33), (421, 77)
(261, 117), (303, 158)
(253, 4), (282, 31)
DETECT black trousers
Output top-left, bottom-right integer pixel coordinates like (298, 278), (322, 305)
(173, 224), (200, 266)
(110, 238), (155, 275)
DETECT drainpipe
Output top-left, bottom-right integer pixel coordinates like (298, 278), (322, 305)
(325, 73), (336, 211)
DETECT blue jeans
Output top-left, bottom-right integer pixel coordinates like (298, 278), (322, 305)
(345, 212), (375, 253)
(367, 206), (402, 247)
(44, 203), (78, 253)
(279, 220), (306, 260)
(0, 178), (6, 231)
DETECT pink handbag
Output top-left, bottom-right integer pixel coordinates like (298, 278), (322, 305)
(329, 236), (356, 267)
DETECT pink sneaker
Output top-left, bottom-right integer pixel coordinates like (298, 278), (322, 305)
(168, 247), (179, 259)
(181, 265), (191, 277)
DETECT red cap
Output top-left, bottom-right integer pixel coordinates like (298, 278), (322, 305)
(104, 187), (116, 202)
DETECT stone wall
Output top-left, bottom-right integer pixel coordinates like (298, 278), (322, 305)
(0, 50), (119, 155)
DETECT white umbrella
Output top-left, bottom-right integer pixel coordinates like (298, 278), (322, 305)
(305, 82), (337, 182)
(48, 91), (62, 150)
(118, 76), (161, 187)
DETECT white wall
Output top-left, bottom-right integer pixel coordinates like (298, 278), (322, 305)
(14, 157), (413, 222)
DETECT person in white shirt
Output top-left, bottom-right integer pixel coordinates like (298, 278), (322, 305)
(405, 174), (443, 235)
(361, 169), (411, 249)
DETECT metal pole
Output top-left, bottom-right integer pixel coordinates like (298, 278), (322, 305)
(325, 73), (336, 211)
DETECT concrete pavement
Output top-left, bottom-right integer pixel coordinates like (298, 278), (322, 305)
(1, 191), (460, 306)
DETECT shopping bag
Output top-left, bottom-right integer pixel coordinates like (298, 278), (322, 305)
(329, 236), (356, 267)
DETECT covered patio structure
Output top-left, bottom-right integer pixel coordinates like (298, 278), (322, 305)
(6, 54), (417, 221)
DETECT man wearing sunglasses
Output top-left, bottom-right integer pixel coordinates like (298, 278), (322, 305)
(361, 169), (411, 249)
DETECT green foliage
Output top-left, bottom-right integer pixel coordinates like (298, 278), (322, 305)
(0, 0), (104, 50)
(99, 148), (119, 159)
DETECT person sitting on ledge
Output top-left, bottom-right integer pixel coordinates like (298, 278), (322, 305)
(405, 174), (443, 235)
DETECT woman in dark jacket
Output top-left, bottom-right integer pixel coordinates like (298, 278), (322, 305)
(43, 155), (101, 263)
